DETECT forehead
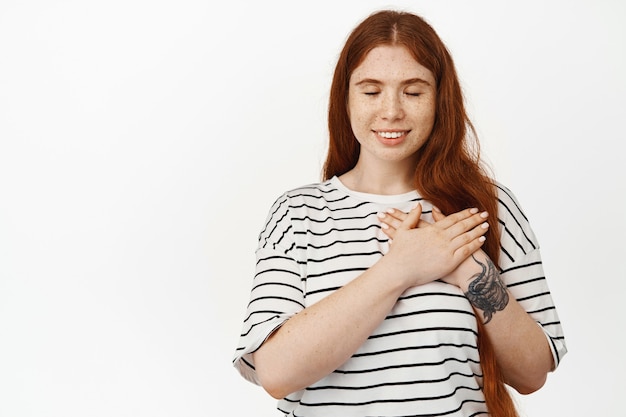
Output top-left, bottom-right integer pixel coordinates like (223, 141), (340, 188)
(350, 45), (435, 85)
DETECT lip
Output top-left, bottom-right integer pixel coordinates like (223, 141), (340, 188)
(374, 130), (410, 146)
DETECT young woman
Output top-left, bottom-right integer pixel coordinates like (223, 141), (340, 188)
(233, 10), (567, 417)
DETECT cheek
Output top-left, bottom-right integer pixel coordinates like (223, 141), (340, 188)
(347, 101), (371, 128)
(415, 100), (436, 127)
(347, 103), (360, 129)
(349, 113), (370, 137)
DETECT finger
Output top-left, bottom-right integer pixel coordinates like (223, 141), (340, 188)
(450, 220), (490, 261)
(378, 214), (397, 239)
(385, 208), (408, 222)
(379, 205), (432, 236)
(432, 206), (445, 222)
(435, 207), (487, 234)
(388, 205), (435, 225)
(378, 208), (406, 233)
(379, 203), (422, 232)
(446, 210), (489, 241)
(401, 202), (422, 230)
(453, 229), (488, 261)
(386, 206), (433, 228)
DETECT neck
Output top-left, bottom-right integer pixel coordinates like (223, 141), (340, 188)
(339, 161), (415, 195)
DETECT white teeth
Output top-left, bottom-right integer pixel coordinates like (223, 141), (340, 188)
(378, 131), (405, 139)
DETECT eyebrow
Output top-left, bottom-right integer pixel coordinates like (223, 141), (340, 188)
(354, 77), (432, 87)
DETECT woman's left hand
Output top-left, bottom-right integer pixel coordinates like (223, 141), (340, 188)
(379, 205), (554, 393)
(378, 205), (488, 289)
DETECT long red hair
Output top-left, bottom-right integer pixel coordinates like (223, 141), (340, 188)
(323, 10), (517, 416)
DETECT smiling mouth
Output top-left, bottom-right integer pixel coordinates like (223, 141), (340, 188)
(376, 131), (409, 139)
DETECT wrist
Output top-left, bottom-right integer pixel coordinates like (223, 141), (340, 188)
(374, 253), (417, 294)
(460, 254), (509, 324)
(444, 253), (484, 290)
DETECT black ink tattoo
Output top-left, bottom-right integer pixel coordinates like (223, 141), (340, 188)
(464, 255), (509, 324)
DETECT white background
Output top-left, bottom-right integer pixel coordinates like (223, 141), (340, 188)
(1, 1), (624, 416)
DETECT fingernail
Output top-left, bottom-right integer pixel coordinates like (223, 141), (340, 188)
(479, 236), (486, 242)
(377, 212), (386, 218)
(481, 222), (489, 229)
(386, 208), (395, 214)
(381, 223), (389, 229)
(480, 211), (488, 218)
(469, 208), (479, 214)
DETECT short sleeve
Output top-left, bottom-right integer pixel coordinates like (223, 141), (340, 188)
(496, 184), (568, 368)
(232, 193), (306, 384)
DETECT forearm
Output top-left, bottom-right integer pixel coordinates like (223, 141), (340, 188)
(254, 205), (492, 399)
(478, 295), (554, 393)
(252, 257), (407, 399)
(457, 254), (553, 394)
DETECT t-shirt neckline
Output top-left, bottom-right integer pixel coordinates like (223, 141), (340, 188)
(330, 176), (420, 204)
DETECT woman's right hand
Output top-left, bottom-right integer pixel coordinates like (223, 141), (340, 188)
(378, 203), (490, 289)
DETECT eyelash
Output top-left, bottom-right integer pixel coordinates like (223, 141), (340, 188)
(363, 92), (421, 96)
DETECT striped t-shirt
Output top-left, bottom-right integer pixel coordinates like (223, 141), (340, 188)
(233, 176), (567, 417)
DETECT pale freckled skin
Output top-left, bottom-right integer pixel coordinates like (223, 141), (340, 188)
(346, 45), (437, 182)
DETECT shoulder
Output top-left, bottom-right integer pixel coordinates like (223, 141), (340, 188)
(494, 181), (540, 264)
(270, 178), (348, 209)
(283, 179), (338, 200)
(495, 182), (529, 223)
(257, 179), (343, 250)
(260, 179), (339, 226)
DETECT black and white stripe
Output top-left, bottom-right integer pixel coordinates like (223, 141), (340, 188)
(234, 176), (567, 416)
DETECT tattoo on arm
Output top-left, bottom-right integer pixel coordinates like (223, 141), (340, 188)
(464, 255), (509, 324)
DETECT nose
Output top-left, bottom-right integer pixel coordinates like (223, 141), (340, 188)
(381, 93), (404, 120)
